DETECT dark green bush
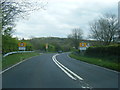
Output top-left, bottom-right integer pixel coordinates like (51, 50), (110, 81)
(85, 45), (120, 63)
(2, 35), (34, 54)
(86, 45), (119, 56)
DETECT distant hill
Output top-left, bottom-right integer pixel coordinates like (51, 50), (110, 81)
(28, 37), (117, 52)
(29, 37), (72, 52)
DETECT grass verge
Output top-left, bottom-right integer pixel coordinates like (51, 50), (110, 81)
(2, 52), (40, 70)
(69, 53), (119, 72)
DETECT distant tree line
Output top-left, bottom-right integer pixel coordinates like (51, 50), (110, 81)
(29, 37), (72, 52)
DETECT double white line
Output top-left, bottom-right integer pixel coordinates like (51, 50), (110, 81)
(52, 54), (83, 81)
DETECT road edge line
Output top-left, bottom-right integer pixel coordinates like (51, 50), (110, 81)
(67, 54), (119, 73)
(0, 55), (40, 74)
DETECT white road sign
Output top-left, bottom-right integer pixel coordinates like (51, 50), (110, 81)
(79, 47), (87, 50)
(18, 47), (26, 50)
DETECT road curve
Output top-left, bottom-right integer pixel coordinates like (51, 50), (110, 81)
(2, 53), (119, 88)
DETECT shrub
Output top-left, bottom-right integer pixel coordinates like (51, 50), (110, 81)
(86, 45), (119, 56)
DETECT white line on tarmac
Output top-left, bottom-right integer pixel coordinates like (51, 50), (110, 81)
(0, 56), (38, 74)
(0, 60), (24, 74)
(52, 54), (83, 81)
(67, 54), (119, 73)
(54, 57), (83, 80)
(52, 56), (76, 80)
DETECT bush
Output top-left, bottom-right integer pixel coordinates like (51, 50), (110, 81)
(85, 45), (120, 62)
(2, 35), (34, 54)
(86, 45), (119, 56)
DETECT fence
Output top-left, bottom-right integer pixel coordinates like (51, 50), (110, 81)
(3, 51), (34, 57)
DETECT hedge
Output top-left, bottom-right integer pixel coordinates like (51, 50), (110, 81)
(2, 35), (33, 54)
(85, 45), (120, 57)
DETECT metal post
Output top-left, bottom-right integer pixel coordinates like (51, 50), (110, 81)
(118, 1), (120, 24)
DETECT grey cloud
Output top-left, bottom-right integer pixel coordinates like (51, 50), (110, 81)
(14, 0), (119, 39)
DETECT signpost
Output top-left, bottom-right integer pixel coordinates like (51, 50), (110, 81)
(45, 43), (48, 52)
(79, 43), (87, 55)
(79, 43), (87, 50)
(18, 42), (26, 51)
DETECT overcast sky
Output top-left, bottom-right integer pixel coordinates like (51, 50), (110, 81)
(13, 0), (119, 39)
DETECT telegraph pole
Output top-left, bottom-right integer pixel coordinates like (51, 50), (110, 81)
(118, 1), (120, 24)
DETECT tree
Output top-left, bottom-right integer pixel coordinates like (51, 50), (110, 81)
(89, 13), (119, 45)
(1, 0), (47, 54)
(68, 28), (83, 49)
(1, 0), (47, 35)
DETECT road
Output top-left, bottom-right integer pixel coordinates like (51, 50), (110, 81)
(2, 53), (119, 88)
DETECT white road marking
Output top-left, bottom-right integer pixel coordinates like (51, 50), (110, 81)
(67, 53), (119, 73)
(0, 60), (24, 74)
(0, 56), (37, 74)
(52, 56), (76, 80)
(81, 86), (91, 88)
(54, 57), (83, 80)
(52, 54), (83, 81)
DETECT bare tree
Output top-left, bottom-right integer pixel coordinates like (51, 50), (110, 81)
(89, 13), (119, 45)
(1, 0), (47, 35)
(68, 28), (83, 49)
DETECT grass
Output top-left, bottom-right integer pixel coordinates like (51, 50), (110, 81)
(2, 52), (40, 69)
(69, 53), (119, 72)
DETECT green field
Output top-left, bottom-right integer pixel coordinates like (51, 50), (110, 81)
(69, 53), (119, 72)
(2, 52), (40, 69)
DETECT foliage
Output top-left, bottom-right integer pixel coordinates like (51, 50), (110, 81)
(86, 45), (119, 56)
(70, 44), (120, 71)
(1, 0), (47, 54)
(1, 0), (47, 35)
(47, 44), (55, 52)
(51, 43), (61, 52)
(2, 36), (34, 54)
(30, 37), (72, 52)
(85, 44), (120, 63)
(2, 35), (19, 54)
